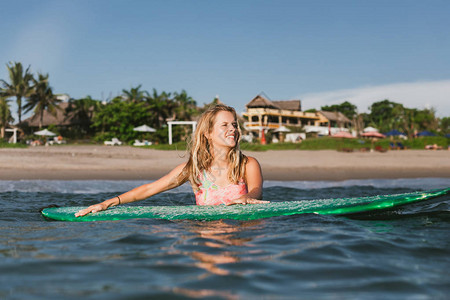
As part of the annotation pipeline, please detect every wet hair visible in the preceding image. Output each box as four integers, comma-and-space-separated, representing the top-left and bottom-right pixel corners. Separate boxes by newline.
176, 104, 248, 189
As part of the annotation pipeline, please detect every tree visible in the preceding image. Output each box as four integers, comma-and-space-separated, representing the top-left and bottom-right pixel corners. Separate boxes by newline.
23, 73, 61, 129
0, 96, 14, 138
321, 101, 357, 120
368, 99, 405, 133
65, 96, 100, 136
173, 90, 198, 120
91, 97, 153, 142
121, 84, 148, 103
439, 117, 450, 134
412, 108, 438, 132
0, 62, 34, 124
147, 89, 173, 127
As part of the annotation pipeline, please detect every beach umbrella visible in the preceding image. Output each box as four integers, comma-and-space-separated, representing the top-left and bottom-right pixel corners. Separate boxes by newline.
274, 126, 291, 133
361, 132, 386, 138
332, 131, 355, 138
34, 129, 56, 136
416, 130, 436, 137
363, 126, 379, 133
384, 129, 405, 136
274, 126, 290, 142
133, 124, 156, 132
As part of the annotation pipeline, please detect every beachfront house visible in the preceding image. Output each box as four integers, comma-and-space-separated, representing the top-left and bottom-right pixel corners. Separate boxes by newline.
242, 94, 352, 139
307, 111, 353, 136
21, 102, 78, 129
20, 95, 93, 135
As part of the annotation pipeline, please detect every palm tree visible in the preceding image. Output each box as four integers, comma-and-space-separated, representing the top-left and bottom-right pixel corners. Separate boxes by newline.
352, 113, 364, 137
173, 90, 197, 120
0, 62, 34, 124
65, 96, 99, 135
121, 85, 148, 103
147, 89, 173, 127
23, 73, 61, 129
0, 96, 14, 138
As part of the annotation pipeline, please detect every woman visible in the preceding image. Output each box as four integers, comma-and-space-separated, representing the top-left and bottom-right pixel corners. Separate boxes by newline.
75, 105, 268, 217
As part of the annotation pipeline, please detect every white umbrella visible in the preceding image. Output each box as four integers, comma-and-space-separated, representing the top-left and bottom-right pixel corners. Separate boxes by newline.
363, 126, 378, 133
133, 124, 156, 132
274, 126, 290, 143
34, 129, 56, 136
274, 126, 291, 133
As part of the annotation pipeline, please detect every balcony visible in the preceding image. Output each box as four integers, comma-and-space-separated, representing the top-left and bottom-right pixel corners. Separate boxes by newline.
244, 122, 293, 130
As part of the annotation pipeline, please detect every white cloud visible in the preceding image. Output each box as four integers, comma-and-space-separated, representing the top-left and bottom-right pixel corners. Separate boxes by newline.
299, 80, 450, 117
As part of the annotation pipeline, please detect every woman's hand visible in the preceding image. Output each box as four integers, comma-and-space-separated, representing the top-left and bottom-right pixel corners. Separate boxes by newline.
226, 197, 270, 206
75, 203, 107, 217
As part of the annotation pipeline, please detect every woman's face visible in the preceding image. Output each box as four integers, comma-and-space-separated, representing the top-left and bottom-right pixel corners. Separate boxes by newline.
208, 111, 238, 149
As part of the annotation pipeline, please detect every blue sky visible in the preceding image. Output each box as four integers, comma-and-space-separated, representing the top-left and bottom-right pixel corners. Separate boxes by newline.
1, 0, 449, 119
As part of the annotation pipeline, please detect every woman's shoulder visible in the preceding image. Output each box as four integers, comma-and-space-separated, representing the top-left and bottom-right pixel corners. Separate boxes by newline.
243, 155, 263, 183
245, 156, 262, 171
246, 156, 260, 165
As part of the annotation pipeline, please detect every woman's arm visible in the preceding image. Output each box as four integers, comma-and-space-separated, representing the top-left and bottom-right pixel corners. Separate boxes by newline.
75, 163, 187, 217
227, 156, 269, 205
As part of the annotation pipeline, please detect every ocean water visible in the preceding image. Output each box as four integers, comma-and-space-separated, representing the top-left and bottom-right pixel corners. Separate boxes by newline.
0, 178, 449, 299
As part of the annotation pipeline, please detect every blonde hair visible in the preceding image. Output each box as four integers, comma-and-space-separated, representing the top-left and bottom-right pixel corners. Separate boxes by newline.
177, 105, 248, 189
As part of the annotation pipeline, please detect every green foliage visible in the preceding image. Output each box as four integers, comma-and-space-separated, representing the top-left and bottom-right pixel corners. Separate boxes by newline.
239, 138, 369, 151
47, 124, 59, 135
173, 89, 199, 120
404, 136, 448, 149
152, 125, 189, 145
0, 140, 27, 148
122, 84, 149, 103
64, 96, 99, 138
298, 137, 369, 150
0, 97, 14, 132
440, 117, 450, 133
239, 136, 448, 152
409, 108, 438, 132
240, 142, 303, 151
1, 61, 445, 146
91, 98, 153, 142
368, 99, 404, 132
23, 73, 61, 128
0, 61, 34, 123
366, 99, 439, 136
321, 101, 357, 119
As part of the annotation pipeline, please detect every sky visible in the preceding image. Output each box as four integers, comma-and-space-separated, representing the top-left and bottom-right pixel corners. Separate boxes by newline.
1, 0, 449, 121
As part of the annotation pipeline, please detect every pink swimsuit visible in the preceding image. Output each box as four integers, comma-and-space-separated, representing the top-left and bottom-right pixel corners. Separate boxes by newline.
195, 171, 248, 205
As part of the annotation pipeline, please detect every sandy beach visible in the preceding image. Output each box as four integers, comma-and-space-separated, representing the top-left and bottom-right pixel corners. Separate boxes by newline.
0, 145, 449, 181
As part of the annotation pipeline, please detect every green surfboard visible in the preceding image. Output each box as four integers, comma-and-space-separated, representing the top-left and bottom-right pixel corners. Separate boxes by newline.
41, 188, 449, 222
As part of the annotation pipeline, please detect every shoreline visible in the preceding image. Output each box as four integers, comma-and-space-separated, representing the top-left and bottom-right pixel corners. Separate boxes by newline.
1, 146, 449, 181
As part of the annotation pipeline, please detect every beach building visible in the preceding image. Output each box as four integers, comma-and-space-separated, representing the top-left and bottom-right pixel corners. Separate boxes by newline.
242, 94, 353, 138
20, 96, 93, 132
21, 102, 75, 129
306, 111, 353, 136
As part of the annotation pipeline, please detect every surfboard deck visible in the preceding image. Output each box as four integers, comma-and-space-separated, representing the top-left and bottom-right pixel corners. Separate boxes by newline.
41, 188, 449, 222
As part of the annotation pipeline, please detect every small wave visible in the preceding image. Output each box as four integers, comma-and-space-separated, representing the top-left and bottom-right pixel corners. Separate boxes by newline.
264, 178, 449, 190
0, 178, 448, 194
0, 180, 194, 194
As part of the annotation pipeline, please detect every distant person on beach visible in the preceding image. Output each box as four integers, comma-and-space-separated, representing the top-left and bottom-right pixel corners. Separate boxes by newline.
76, 105, 268, 217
